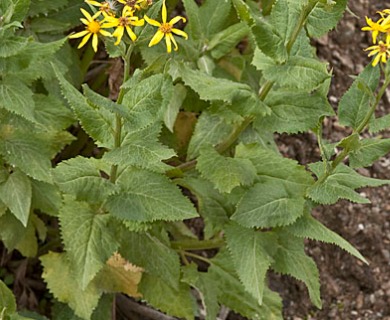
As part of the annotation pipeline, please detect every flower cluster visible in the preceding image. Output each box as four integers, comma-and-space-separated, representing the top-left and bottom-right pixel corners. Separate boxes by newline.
362, 9, 390, 66
69, 0, 188, 53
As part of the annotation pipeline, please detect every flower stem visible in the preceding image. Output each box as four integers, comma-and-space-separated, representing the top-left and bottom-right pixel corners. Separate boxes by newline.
110, 45, 134, 183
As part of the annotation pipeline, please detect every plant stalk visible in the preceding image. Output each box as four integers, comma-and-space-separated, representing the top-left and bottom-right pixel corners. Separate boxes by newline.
110, 45, 134, 183
171, 238, 225, 251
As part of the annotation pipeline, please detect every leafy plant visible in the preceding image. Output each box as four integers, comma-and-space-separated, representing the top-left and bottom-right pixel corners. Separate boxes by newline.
1, 0, 390, 319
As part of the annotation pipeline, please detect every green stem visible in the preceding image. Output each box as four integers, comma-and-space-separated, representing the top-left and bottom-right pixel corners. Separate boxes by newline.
322, 69, 390, 175
355, 77, 390, 134
173, 3, 317, 174
181, 251, 212, 265
286, 1, 317, 54
110, 45, 134, 183
171, 238, 225, 251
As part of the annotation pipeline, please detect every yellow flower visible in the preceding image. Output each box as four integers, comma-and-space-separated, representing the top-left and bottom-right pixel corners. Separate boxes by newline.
364, 39, 390, 66
144, 0, 188, 53
362, 16, 388, 44
69, 8, 112, 52
118, 0, 145, 11
85, 0, 116, 16
103, 6, 144, 45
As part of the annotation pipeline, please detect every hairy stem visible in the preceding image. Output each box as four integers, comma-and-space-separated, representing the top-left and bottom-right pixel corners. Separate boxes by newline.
110, 45, 133, 183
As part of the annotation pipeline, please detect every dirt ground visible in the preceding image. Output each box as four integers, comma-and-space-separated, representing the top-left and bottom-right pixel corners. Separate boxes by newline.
272, 1, 390, 319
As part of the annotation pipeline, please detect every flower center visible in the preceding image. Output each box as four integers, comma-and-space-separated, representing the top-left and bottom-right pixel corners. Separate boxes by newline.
88, 20, 101, 34
159, 23, 172, 34
379, 42, 388, 53
119, 17, 129, 26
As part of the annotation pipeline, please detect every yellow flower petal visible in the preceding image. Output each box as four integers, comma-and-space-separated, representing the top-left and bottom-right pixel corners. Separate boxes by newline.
113, 26, 125, 45
92, 33, 99, 52
372, 54, 381, 66
80, 8, 93, 22
126, 25, 137, 41
149, 30, 165, 47
99, 29, 112, 37
130, 18, 144, 27
80, 18, 89, 25
162, 0, 167, 23
169, 16, 186, 25
69, 30, 89, 39
171, 28, 188, 39
165, 33, 172, 53
169, 33, 178, 51
144, 15, 161, 27
78, 33, 92, 48
85, 0, 102, 5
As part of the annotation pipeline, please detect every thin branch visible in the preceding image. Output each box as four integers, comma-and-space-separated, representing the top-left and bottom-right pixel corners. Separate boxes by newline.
116, 294, 178, 320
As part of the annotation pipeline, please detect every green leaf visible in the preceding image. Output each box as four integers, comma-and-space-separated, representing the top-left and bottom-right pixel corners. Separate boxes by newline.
178, 63, 252, 103
182, 0, 203, 40
370, 113, 390, 133
59, 196, 119, 289
272, 234, 321, 308
121, 74, 167, 132
103, 125, 176, 173
54, 157, 116, 202
140, 274, 194, 320
40, 252, 102, 320
106, 168, 198, 222
178, 177, 230, 239
252, 49, 330, 91
349, 138, 390, 168
307, 0, 348, 38
235, 143, 314, 190
182, 264, 219, 320
0, 170, 31, 226
0, 125, 53, 182
33, 94, 74, 130
120, 229, 181, 290
225, 223, 276, 304
285, 213, 367, 263
31, 180, 61, 217
307, 163, 390, 204
163, 83, 186, 132
187, 110, 235, 159
196, 145, 256, 193
232, 0, 256, 24
208, 22, 249, 59
338, 64, 380, 130
199, 0, 232, 37
208, 250, 283, 319
0, 36, 28, 58
231, 180, 306, 228
255, 89, 334, 133
0, 77, 35, 122
53, 65, 114, 147
251, 19, 287, 63
0, 279, 16, 315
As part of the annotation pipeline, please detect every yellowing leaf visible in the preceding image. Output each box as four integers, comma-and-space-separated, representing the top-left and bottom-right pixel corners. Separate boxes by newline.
96, 252, 143, 298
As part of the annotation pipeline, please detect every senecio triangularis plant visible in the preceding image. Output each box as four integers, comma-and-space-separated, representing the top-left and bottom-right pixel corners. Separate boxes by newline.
1, 0, 390, 319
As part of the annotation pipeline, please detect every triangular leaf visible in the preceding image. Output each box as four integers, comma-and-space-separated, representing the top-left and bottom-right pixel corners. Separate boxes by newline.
106, 168, 198, 222
54, 157, 116, 202
0, 169, 31, 226
59, 196, 119, 289
225, 223, 276, 304
271, 234, 322, 308
285, 213, 367, 263
349, 138, 390, 168
40, 252, 102, 320
307, 163, 389, 204
103, 125, 176, 173
196, 145, 256, 193
231, 180, 306, 228
0, 279, 16, 315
